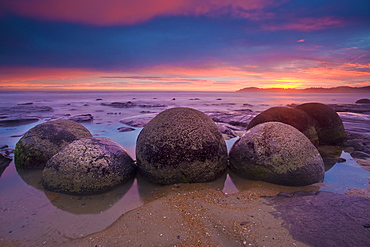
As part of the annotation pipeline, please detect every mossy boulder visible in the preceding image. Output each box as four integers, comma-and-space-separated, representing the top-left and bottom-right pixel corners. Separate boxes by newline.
247, 107, 319, 146
136, 107, 228, 185
42, 137, 136, 195
14, 119, 92, 168
295, 103, 346, 145
229, 122, 325, 186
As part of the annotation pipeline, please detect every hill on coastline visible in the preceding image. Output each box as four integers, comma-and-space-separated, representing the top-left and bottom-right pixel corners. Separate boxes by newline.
237, 86, 370, 93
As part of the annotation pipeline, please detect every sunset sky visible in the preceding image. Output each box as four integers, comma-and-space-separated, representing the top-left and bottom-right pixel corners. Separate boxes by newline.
0, 0, 369, 91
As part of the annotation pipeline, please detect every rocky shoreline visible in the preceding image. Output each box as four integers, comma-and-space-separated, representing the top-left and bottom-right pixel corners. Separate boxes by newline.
1, 99, 370, 246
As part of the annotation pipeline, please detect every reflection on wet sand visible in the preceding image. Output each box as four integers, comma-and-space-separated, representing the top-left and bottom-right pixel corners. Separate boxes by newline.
44, 178, 135, 214
17, 166, 136, 214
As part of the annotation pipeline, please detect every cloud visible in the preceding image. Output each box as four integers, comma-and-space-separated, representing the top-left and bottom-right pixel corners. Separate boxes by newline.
0, 0, 285, 25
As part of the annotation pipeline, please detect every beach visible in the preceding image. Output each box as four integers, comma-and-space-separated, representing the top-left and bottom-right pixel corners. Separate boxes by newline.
1, 91, 370, 246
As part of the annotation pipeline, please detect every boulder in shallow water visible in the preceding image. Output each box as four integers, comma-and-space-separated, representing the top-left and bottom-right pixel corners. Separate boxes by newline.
295, 103, 346, 145
355, 98, 370, 104
247, 106, 319, 146
136, 107, 228, 185
229, 122, 325, 186
14, 119, 92, 168
42, 137, 136, 195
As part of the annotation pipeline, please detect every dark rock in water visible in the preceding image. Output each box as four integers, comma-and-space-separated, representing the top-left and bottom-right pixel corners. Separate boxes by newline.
172, 98, 176, 100
247, 106, 319, 146
328, 103, 370, 113
215, 122, 244, 139
138, 104, 167, 108
229, 122, 325, 186
42, 137, 136, 195
68, 114, 93, 122
0, 152, 12, 168
295, 103, 346, 145
356, 98, 370, 104
101, 101, 137, 108
0, 117, 39, 127
0, 105, 53, 113
264, 191, 370, 246
136, 107, 228, 185
96, 98, 103, 101
117, 126, 136, 132
120, 117, 153, 128
18, 102, 33, 105
14, 119, 92, 168
207, 111, 254, 127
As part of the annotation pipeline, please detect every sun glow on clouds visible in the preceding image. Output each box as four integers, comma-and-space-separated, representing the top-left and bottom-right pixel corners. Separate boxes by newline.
2, 61, 369, 91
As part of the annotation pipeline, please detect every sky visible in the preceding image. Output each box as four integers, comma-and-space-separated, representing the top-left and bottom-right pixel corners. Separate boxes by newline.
0, 0, 369, 91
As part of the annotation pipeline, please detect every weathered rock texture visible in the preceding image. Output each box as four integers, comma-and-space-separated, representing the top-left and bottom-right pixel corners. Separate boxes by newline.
247, 106, 319, 146
14, 119, 92, 168
42, 137, 136, 195
229, 122, 325, 186
295, 102, 346, 145
265, 191, 370, 247
136, 107, 228, 185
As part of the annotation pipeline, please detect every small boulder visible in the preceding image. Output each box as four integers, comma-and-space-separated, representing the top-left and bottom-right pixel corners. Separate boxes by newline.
14, 119, 92, 168
229, 122, 325, 186
247, 106, 319, 146
355, 98, 370, 104
295, 103, 346, 145
136, 107, 228, 185
42, 137, 136, 195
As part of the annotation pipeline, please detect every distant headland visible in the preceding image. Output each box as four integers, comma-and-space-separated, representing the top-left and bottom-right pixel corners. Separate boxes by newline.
237, 86, 370, 93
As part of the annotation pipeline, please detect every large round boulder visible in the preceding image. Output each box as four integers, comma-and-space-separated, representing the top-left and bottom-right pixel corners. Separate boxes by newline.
14, 119, 92, 168
295, 103, 346, 145
229, 122, 325, 186
136, 107, 228, 185
42, 137, 136, 195
247, 107, 319, 146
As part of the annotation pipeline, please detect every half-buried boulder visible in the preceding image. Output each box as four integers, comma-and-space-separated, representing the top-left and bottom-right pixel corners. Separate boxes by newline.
136, 107, 228, 185
247, 107, 319, 146
14, 119, 92, 168
42, 137, 136, 195
295, 103, 346, 145
229, 122, 325, 186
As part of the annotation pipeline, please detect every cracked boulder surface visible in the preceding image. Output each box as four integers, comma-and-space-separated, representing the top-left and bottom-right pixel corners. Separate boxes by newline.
136, 107, 228, 185
14, 119, 92, 168
42, 137, 136, 195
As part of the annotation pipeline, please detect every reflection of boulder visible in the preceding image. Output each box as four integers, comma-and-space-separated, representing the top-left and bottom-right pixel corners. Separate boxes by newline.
42, 137, 137, 195
44, 178, 134, 214
136, 173, 164, 204
229, 122, 325, 186
136, 107, 228, 185
14, 119, 92, 168
228, 170, 320, 194
0, 153, 12, 177
16, 166, 43, 190
317, 146, 344, 171
247, 107, 319, 146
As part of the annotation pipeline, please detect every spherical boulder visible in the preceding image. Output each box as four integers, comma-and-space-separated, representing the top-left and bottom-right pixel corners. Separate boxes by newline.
229, 122, 325, 186
136, 107, 228, 185
14, 119, 92, 168
247, 107, 319, 146
295, 103, 346, 145
42, 137, 136, 195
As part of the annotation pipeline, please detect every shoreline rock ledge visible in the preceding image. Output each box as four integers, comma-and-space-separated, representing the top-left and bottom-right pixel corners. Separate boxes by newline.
136, 107, 228, 185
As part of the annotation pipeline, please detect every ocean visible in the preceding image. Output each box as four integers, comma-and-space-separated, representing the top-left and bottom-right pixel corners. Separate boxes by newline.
1, 90, 369, 242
